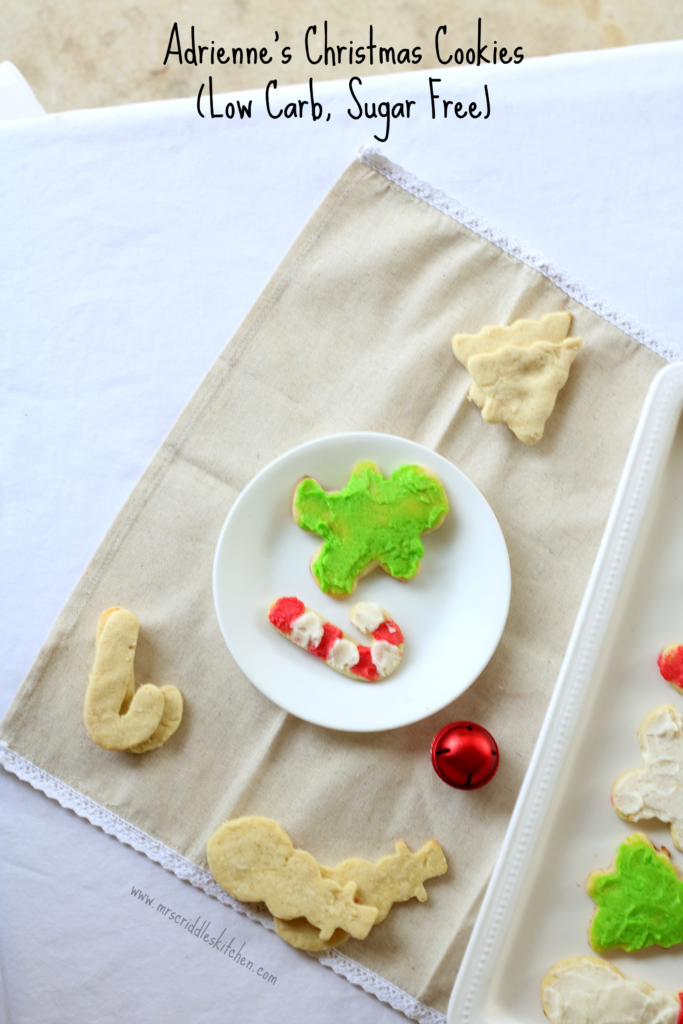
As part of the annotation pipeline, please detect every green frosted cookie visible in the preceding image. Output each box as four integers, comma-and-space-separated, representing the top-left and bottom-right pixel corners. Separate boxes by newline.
293, 461, 449, 598
587, 832, 683, 952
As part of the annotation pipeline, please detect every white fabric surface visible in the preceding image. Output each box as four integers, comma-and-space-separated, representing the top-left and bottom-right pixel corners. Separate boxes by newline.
1, 42, 682, 1022
0, 61, 45, 120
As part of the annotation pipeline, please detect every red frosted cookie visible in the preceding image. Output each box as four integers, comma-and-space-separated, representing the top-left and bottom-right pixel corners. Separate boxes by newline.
268, 598, 403, 682
658, 644, 683, 693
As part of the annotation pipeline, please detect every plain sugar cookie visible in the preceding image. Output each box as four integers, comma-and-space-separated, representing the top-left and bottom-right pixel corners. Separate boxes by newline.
84, 607, 183, 753
273, 838, 447, 950
452, 311, 582, 445
206, 817, 378, 942
206, 817, 447, 951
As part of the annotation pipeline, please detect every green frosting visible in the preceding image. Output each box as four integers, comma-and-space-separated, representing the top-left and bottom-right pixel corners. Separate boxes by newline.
293, 461, 449, 597
588, 832, 683, 952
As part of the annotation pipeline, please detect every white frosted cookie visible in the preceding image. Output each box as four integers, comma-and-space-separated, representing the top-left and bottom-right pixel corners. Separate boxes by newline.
612, 704, 683, 850
452, 311, 582, 445
541, 956, 680, 1024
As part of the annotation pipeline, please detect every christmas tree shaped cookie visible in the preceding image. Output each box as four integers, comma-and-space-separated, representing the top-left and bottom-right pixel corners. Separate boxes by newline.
293, 461, 449, 598
452, 311, 582, 445
587, 832, 683, 952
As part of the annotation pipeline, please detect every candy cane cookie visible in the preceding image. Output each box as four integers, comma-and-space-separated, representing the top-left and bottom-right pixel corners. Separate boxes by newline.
268, 597, 403, 682
84, 607, 183, 752
541, 957, 683, 1024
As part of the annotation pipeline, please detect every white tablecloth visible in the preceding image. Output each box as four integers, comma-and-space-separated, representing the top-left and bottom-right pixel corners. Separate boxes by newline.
1, 42, 682, 1023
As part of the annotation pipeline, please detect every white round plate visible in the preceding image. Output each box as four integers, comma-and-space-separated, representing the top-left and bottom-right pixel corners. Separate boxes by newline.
213, 433, 510, 732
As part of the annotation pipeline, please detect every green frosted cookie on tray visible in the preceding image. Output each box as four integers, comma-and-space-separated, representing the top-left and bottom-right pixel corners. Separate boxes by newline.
292, 461, 449, 598
587, 832, 683, 952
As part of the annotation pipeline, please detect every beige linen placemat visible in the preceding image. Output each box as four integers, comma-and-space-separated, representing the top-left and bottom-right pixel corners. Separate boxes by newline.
0, 150, 671, 1022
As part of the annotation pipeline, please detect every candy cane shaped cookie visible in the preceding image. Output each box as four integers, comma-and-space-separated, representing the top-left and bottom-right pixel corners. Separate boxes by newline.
268, 597, 403, 682
84, 607, 183, 752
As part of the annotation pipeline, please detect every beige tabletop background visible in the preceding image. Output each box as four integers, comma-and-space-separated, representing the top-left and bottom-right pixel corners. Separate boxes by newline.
2, 0, 682, 113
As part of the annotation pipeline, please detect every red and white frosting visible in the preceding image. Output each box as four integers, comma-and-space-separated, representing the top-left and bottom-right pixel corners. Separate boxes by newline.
268, 597, 404, 682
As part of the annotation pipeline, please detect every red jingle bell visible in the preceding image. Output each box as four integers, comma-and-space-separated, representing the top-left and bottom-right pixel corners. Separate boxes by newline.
431, 721, 499, 790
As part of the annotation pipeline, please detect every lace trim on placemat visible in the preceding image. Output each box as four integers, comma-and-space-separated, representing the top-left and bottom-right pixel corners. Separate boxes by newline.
318, 947, 447, 1024
0, 742, 445, 1024
359, 146, 678, 366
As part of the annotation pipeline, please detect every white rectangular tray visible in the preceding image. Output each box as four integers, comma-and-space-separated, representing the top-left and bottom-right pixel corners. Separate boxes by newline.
449, 363, 683, 1023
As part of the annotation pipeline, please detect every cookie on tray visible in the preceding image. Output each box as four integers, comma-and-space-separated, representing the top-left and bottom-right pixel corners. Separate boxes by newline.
612, 704, 683, 851
541, 956, 682, 1024
587, 832, 683, 952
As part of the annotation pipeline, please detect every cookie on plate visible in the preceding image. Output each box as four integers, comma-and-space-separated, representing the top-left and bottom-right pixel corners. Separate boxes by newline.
293, 461, 448, 598
268, 597, 404, 681
658, 644, 683, 693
